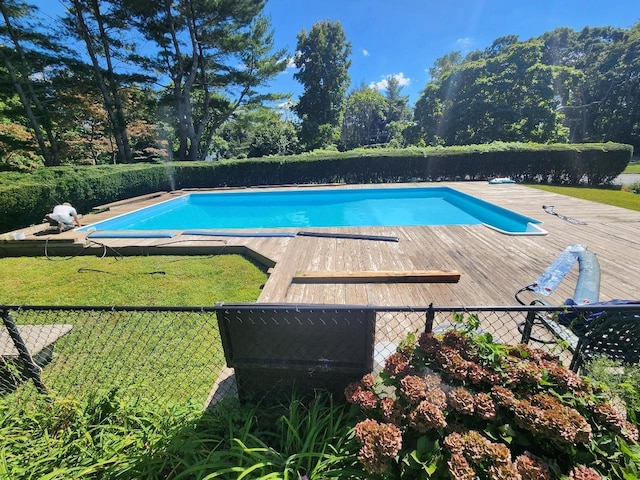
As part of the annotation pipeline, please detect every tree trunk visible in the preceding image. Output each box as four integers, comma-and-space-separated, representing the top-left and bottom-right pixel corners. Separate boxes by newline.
70, 0, 132, 163
0, 3, 60, 166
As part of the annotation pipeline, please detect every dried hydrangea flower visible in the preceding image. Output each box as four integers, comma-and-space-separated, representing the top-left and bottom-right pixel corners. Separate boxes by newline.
424, 386, 448, 409
448, 387, 475, 415
441, 329, 468, 350
344, 382, 377, 410
353, 419, 402, 475
436, 347, 473, 381
444, 430, 518, 479
400, 375, 428, 404
491, 385, 517, 408
509, 393, 592, 445
465, 362, 501, 386
360, 373, 376, 388
539, 359, 585, 391
380, 397, 401, 424
515, 451, 551, 480
504, 359, 543, 386
473, 392, 497, 421
568, 465, 603, 480
384, 352, 411, 378
417, 331, 441, 355
592, 401, 639, 443
507, 343, 557, 363
408, 400, 447, 432
447, 452, 476, 480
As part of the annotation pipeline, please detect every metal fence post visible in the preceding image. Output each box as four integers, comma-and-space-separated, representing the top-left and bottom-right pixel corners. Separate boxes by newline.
424, 303, 434, 333
1, 308, 48, 395
520, 309, 536, 344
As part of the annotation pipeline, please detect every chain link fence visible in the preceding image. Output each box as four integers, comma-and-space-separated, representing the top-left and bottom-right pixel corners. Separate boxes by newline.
2, 303, 639, 407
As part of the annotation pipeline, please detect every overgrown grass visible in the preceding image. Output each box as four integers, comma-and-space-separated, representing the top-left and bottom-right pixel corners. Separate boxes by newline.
0, 254, 266, 305
0, 390, 362, 479
528, 184, 640, 212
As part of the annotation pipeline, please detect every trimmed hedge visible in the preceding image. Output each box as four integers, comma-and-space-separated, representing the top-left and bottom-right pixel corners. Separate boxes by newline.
0, 142, 631, 233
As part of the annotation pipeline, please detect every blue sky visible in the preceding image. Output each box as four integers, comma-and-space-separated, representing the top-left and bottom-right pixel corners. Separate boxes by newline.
263, 0, 640, 105
40, 1, 638, 106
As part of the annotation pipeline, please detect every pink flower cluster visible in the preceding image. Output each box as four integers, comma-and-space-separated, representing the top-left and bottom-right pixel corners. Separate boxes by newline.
514, 451, 552, 480
344, 374, 377, 410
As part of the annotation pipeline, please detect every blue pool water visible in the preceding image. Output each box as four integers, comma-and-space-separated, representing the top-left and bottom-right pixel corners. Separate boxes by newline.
79, 186, 546, 235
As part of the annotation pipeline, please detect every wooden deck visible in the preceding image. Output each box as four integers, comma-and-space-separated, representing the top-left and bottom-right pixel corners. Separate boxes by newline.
2, 182, 639, 308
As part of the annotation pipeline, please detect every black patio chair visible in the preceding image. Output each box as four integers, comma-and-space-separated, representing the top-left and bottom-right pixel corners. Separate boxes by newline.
568, 309, 640, 372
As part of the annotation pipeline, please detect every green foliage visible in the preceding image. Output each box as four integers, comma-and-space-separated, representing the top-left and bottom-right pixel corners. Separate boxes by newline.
626, 180, 640, 194
0, 390, 206, 479
294, 20, 352, 150
412, 40, 569, 146
346, 323, 640, 479
0, 390, 361, 479
530, 184, 640, 212
410, 23, 640, 150
121, 0, 288, 161
0, 143, 631, 233
0, 255, 266, 306
583, 357, 640, 422
541, 24, 640, 151
340, 84, 388, 150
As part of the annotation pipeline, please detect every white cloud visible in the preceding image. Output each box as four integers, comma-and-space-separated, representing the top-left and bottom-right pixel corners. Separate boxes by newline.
369, 72, 411, 91
455, 37, 474, 51
362, 48, 370, 57
277, 56, 297, 75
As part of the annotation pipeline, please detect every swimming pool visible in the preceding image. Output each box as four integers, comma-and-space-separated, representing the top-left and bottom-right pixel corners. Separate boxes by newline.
79, 186, 546, 235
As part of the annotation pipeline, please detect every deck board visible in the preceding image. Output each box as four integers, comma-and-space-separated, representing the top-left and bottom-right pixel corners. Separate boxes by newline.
2, 182, 639, 308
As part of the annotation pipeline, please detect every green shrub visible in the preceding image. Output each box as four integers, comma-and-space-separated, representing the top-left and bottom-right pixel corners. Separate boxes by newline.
583, 356, 640, 423
0, 390, 361, 479
627, 180, 640, 194
345, 316, 640, 479
0, 142, 632, 233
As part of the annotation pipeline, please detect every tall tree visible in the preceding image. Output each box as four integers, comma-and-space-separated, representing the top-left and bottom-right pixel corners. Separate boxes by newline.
294, 20, 351, 150
547, 25, 640, 149
382, 76, 411, 146
411, 40, 567, 146
63, 0, 135, 164
0, 0, 67, 166
340, 84, 387, 150
123, 0, 287, 161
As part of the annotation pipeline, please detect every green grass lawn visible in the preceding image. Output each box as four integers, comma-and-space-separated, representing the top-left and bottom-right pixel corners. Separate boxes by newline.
624, 163, 640, 174
0, 254, 266, 305
528, 184, 640, 211
1, 254, 267, 403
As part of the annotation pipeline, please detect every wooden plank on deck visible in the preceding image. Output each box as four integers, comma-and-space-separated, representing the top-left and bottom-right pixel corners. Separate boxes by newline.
292, 270, 460, 283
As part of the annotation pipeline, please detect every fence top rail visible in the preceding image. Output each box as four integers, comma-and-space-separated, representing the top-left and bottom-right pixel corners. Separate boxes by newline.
2, 302, 639, 314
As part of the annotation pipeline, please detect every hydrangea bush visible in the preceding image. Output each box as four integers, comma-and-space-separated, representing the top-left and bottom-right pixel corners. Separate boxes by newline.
345, 317, 640, 479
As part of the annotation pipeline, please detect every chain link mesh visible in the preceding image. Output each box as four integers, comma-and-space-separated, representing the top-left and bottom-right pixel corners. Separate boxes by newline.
2, 304, 639, 406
